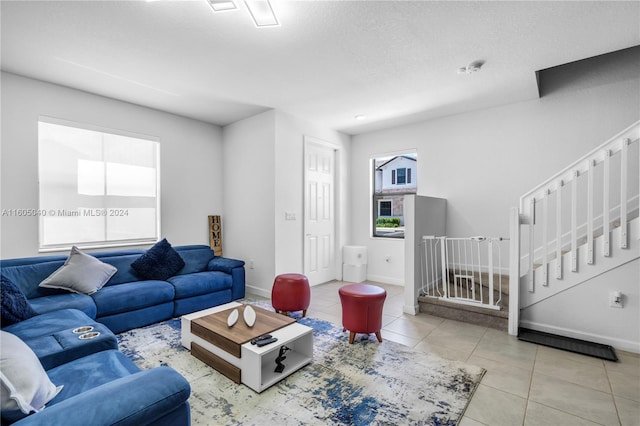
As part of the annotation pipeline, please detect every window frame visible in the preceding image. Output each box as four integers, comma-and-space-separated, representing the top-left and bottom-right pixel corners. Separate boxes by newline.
37, 116, 161, 252
378, 200, 392, 217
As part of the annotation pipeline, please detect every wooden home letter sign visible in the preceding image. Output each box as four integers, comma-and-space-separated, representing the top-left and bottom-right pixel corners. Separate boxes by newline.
208, 215, 223, 256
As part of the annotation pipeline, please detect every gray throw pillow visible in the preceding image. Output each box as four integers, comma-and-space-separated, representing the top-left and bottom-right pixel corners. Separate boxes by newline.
0, 331, 62, 420
39, 246, 117, 295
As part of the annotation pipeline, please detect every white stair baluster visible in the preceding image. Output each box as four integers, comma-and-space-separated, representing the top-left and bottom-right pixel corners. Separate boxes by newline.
571, 171, 579, 272
603, 150, 611, 257
555, 181, 563, 279
542, 190, 549, 286
528, 198, 535, 291
620, 138, 629, 249
587, 159, 594, 265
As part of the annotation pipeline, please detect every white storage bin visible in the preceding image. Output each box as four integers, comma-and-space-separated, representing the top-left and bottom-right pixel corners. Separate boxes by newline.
343, 264, 367, 283
342, 246, 367, 265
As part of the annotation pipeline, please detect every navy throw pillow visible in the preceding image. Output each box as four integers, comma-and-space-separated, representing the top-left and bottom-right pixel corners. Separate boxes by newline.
131, 239, 185, 281
1, 275, 38, 327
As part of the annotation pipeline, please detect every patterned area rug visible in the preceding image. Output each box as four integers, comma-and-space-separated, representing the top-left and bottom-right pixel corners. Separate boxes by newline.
117, 311, 485, 425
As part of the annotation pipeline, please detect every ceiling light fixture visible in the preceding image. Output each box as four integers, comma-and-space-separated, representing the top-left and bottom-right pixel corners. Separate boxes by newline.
355, 114, 367, 120
457, 60, 485, 75
207, 0, 237, 12
244, 0, 279, 27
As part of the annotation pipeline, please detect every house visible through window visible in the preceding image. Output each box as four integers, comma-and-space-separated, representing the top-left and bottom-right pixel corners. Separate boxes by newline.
38, 117, 160, 251
372, 152, 417, 238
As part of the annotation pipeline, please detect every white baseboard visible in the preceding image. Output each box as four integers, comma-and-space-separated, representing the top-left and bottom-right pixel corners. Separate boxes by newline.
245, 284, 270, 299
519, 320, 640, 354
366, 274, 404, 286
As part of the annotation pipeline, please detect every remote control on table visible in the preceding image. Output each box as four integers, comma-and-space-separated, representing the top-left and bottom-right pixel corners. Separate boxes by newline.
250, 334, 272, 345
255, 337, 278, 347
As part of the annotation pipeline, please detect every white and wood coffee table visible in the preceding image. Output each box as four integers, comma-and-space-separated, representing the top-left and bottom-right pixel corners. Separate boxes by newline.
181, 302, 313, 393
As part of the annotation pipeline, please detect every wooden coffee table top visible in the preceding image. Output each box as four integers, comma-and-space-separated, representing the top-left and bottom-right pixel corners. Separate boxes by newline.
192, 304, 295, 346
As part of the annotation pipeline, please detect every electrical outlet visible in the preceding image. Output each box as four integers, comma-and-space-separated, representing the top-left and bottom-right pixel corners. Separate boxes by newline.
609, 291, 623, 308
249, 259, 255, 269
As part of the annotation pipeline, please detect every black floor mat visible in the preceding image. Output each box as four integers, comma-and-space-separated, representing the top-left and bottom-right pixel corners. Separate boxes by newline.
518, 328, 618, 361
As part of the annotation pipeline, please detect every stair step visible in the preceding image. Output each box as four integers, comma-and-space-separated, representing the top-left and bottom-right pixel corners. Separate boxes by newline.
447, 270, 510, 295
418, 295, 508, 331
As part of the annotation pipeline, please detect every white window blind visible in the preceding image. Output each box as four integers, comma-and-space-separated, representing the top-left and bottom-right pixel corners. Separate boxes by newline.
38, 117, 160, 251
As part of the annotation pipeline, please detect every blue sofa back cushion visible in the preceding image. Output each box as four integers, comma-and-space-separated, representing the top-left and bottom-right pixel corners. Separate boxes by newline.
174, 245, 215, 275
1, 263, 65, 299
131, 239, 185, 281
1, 275, 38, 327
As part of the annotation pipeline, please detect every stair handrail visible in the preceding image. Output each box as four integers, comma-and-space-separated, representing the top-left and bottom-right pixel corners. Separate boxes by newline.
519, 120, 640, 215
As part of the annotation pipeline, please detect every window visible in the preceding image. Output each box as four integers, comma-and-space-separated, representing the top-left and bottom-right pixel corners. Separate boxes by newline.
378, 200, 392, 217
371, 152, 417, 238
38, 117, 160, 251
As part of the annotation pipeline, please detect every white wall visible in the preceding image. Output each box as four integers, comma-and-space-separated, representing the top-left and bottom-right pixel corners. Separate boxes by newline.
223, 109, 351, 297
520, 259, 640, 353
222, 110, 276, 295
351, 53, 640, 286
0, 72, 223, 258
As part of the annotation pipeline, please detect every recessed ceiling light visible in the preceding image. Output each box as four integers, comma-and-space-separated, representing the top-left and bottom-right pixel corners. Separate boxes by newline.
355, 114, 367, 120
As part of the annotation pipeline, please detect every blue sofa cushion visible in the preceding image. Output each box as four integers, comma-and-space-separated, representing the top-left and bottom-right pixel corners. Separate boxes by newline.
1, 275, 38, 326
0, 263, 64, 300
168, 271, 231, 299
46, 350, 139, 405
28, 294, 97, 319
95, 254, 144, 286
174, 245, 215, 274
131, 239, 185, 281
39, 247, 117, 295
91, 281, 174, 316
0, 331, 62, 423
20, 359, 190, 426
22, 322, 117, 371
3, 310, 97, 341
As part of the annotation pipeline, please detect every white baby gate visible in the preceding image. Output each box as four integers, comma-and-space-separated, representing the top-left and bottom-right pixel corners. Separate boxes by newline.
420, 236, 509, 310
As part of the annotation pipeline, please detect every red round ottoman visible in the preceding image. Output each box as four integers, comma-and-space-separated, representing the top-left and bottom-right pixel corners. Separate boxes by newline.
271, 273, 311, 317
339, 283, 387, 344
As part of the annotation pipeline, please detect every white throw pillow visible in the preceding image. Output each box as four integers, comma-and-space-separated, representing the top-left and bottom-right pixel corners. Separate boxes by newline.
40, 246, 117, 295
0, 331, 62, 418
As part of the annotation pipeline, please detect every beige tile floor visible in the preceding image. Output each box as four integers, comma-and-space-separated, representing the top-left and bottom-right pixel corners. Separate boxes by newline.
253, 280, 640, 426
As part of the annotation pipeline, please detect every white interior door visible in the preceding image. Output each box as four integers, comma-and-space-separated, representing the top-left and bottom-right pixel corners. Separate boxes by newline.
304, 141, 336, 285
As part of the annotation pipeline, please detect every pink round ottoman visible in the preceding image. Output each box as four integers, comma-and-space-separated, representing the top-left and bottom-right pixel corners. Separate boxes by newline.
339, 283, 387, 344
271, 273, 311, 317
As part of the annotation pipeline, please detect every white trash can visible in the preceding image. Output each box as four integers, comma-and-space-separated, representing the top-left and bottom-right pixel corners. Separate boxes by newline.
342, 245, 367, 283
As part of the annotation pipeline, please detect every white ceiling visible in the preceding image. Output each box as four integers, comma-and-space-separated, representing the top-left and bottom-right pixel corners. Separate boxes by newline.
2, 1, 639, 135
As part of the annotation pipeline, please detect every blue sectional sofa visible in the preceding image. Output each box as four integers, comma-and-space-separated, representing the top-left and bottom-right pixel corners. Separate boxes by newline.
0, 244, 245, 333
2, 310, 191, 426
0, 243, 246, 425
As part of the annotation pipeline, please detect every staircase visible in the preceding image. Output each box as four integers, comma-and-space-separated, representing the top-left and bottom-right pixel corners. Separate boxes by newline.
508, 120, 640, 351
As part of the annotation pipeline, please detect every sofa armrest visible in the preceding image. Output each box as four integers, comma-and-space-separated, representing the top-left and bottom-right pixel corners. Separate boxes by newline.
207, 257, 245, 300
207, 256, 245, 274
14, 367, 190, 426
